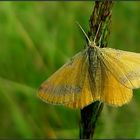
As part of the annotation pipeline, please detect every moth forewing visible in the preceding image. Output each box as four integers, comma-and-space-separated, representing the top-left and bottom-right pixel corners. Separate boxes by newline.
38, 50, 90, 105
99, 48, 140, 89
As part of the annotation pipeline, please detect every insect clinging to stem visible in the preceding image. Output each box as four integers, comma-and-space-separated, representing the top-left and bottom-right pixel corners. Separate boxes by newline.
38, 22, 140, 109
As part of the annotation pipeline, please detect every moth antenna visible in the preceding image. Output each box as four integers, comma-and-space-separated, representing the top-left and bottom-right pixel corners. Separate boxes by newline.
99, 32, 103, 47
93, 23, 101, 44
76, 21, 91, 45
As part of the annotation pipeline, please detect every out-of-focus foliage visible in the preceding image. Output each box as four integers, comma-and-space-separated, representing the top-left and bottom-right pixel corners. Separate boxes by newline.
0, 2, 140, 139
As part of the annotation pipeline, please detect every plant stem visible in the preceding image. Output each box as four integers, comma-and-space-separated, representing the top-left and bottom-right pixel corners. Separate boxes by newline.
80, 1, 113, 139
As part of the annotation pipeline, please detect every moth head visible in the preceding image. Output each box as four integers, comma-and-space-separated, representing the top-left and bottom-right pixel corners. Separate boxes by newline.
76, 21, 101, 48
88, 41, 96, 48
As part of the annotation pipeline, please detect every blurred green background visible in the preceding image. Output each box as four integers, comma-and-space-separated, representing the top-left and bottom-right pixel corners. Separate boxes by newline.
0, 1, 140, 139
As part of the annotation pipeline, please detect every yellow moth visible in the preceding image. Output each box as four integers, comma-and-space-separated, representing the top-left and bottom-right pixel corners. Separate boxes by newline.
38, 24, 140, 109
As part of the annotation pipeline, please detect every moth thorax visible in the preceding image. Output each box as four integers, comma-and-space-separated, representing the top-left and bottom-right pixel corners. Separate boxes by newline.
88, 47, 98, 69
